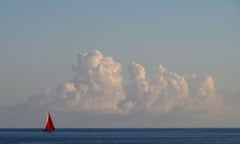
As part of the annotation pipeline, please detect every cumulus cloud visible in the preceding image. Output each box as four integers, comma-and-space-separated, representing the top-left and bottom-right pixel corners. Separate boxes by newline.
124, 63, 229, 115
24, 50, 230, 116
50, 50, 127, 114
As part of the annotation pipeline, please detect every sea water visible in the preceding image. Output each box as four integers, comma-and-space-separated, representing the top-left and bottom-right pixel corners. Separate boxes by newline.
0, 128, 240, 144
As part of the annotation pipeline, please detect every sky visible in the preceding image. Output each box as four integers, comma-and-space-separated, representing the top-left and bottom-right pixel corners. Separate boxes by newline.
0, 0, 240, 128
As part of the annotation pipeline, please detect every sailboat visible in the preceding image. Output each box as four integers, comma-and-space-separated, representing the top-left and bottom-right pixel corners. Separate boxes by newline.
44, 112, 55, 132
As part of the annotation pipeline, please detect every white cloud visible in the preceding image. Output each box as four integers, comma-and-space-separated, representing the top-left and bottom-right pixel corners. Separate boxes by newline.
51, 50, 127, 114
23, 50, 230, 117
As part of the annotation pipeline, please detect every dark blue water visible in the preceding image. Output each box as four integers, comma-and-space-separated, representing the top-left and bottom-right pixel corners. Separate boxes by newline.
0, 128, 240, 144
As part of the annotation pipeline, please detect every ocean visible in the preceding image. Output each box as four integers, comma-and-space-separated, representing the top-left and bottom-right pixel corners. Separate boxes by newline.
0, 128, 240, 144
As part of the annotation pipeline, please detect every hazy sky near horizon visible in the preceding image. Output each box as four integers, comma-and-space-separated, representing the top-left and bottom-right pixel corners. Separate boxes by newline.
0, 0, 240, 127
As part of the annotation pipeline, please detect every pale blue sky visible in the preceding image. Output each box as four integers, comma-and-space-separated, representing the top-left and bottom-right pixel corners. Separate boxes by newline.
0, 0, 239, 105
0, 0, 240, 128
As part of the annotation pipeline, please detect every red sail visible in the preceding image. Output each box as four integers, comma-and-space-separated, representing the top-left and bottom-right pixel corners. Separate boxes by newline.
45, 113, 55, 131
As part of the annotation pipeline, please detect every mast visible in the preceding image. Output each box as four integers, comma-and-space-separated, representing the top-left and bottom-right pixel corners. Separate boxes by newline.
45, 112, 55, 131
